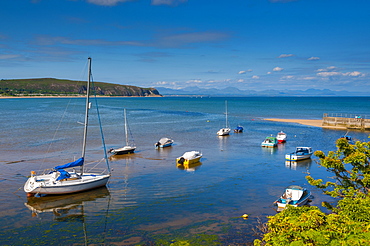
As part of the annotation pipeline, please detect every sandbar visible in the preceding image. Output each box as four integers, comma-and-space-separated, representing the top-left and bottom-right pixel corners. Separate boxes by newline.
264, 118, 347, 130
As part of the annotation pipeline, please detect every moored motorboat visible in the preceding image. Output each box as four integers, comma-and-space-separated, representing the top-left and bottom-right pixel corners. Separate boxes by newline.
261, 136, 278, 148
155, 137, 174, 148
176, 151, 202, 165
285, 147, 313, 161
275, 185, 311, 209
276, 131, 287, 143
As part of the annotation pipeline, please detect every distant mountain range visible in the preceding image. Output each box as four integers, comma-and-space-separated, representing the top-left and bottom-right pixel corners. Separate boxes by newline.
156, 86, 368, 97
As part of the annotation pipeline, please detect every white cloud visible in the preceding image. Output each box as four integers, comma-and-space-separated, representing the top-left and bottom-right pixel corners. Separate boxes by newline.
327, 66, 337, 70
316, 66, 338, 72
238, 70, 252, 74
317, 72, 342, 77
343, 71, 364, 77
307, 56, 320, 61
151, 0, 187, 6
237, 79, 244, 82
186, 79, 202, 84
317, 71, 365, 77
281, 75, 294, 79
273, 67, 284, 72
302, 76, 316, 80
252, 75, 260, 79
154, 81, 176, 86
278, 54, 294, 58
87, 0, 133, 6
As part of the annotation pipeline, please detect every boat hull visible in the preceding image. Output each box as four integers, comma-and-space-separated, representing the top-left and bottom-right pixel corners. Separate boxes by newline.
276, 191, 311, 208
158, 143, 173, 148
276, 185, 311, 209
261, 143, 277, 148
276, 132, 287, 143
176, 156, 202, 165
217, 128, 231, 136
24, 173, 110, 195
285, 153, 312, 161
110, 146, 136, 155
261, 136, 278, 148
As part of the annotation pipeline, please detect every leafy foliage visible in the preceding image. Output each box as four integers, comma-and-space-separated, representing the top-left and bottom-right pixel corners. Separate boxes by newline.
306, 137, 370, 200
254, 202, 370, 245
254, 137, 370, 245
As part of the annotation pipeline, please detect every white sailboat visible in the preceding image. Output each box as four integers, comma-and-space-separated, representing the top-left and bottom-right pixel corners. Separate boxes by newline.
108, 108, 136, 155
217, 100, 231, 136
24, 57, 111, 197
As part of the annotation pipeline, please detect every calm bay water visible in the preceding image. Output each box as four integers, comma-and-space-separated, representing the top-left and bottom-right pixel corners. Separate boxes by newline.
0, 96, 369, 245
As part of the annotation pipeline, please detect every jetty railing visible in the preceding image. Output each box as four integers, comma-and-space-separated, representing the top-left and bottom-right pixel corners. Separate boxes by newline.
323, 113, 370, 130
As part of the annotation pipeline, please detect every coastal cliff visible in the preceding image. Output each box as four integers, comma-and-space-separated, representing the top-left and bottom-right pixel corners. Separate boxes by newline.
0, 78, 161, 97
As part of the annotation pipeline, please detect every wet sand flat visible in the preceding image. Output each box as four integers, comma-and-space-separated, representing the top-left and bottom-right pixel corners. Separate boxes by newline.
264, 118, 347, 130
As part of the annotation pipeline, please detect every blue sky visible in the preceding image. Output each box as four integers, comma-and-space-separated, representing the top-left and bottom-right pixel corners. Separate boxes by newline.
1, 0, 370, 92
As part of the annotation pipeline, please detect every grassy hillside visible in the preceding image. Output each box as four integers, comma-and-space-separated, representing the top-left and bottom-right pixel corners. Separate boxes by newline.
0, 78, 161, 97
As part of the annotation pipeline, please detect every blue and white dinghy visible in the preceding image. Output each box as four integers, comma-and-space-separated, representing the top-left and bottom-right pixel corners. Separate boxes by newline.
24, 58, 110, 197
275, 185, 311, 209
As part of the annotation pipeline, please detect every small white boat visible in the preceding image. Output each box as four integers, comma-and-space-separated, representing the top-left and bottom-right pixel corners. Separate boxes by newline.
285, 147, 313, 161
276, 131, 287, 143
176, 151, 202, 165
217, 100, 231, 136
24, 58, 110, 197
155, 137, 174, 148
276, 185, 311, 208
261, 136, 278, 148
217, 127, 231, 136
109, 108, 136, 155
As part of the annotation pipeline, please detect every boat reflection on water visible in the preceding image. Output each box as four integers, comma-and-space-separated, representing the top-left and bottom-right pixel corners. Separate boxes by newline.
261, 146, 278, 155
109, 152, 135, 162
285, 159, 312, 171
177, 161, 202, 172
24, 186, 110, 220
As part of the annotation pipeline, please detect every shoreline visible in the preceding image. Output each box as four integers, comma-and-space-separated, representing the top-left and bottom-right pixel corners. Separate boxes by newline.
0, 95, 162, 99
264, 118, 347, 130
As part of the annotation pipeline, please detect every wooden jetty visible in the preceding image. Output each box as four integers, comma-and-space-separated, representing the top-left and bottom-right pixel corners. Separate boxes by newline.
322, 113, 370, 131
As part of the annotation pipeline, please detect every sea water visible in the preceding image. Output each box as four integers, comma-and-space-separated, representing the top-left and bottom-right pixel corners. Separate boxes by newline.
0, 96, 369, 245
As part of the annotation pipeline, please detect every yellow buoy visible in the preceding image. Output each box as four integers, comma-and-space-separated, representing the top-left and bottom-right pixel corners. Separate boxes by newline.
242, 214, 249, 218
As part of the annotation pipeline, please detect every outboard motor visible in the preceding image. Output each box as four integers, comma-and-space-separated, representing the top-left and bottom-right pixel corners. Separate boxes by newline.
178, 157, 185, 165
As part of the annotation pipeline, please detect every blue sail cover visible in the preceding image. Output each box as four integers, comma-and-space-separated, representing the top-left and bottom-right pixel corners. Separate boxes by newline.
56, 169, 71, 181
54, 157, 84, 170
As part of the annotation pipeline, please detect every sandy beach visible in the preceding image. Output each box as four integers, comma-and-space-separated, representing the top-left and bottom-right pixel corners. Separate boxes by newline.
264, 118, 347, 130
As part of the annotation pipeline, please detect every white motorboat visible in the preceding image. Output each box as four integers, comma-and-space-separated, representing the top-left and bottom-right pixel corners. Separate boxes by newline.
276, 131, 287, 143
176, 151, 202, 165
155, 137, 174, 148
275, 185, 311, 209
285, 147, 313, 161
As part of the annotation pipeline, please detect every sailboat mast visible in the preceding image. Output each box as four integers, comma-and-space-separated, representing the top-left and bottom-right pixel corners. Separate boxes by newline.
81, 57, 91, 166
225, 100, 228, 128
124, 108, 129, 145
